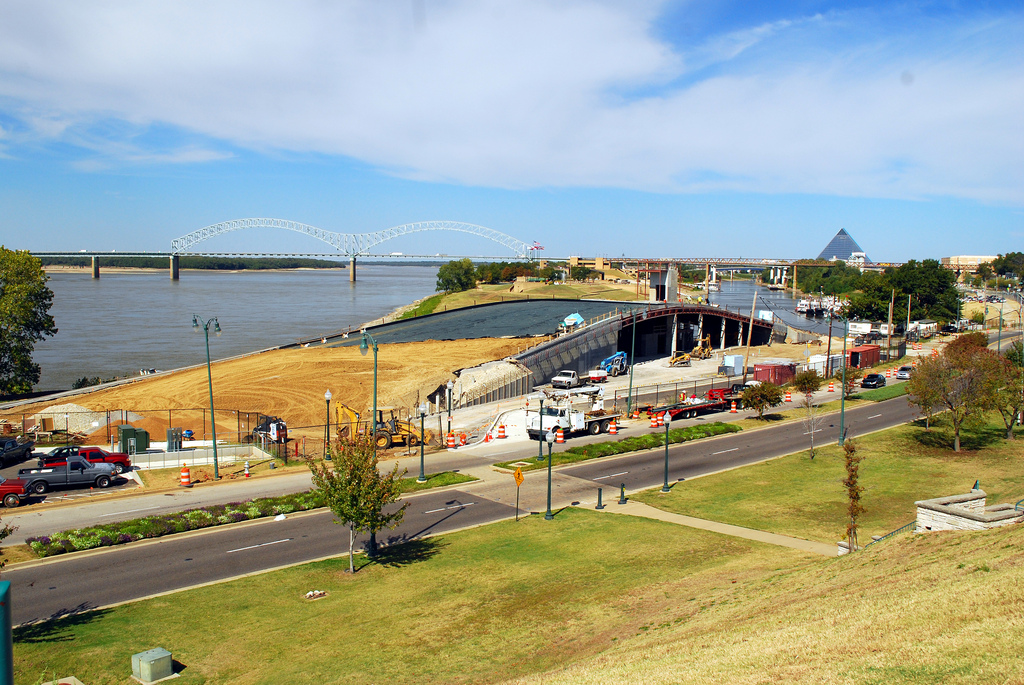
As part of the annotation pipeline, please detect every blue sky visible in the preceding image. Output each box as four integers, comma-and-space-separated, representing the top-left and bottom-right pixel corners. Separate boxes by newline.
0, 0, 1021, 262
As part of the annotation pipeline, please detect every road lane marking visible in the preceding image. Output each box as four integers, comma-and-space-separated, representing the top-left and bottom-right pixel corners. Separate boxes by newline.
803, 429, 824, 435
594, 471, 628, 480
424, 502, 475, 514
712, 448, 738, 455
868, 414, 882, 419
99, 506, 161, 517
226, 538, 291, 554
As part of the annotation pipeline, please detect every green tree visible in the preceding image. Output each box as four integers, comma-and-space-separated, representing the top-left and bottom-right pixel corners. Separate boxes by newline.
436, 258, 476, 294
906, 360, 943, 430
842, 439, 864, 552
742, 382, 784, 420
0, 247, 57, 394
845, 259, 958, 323
993, 341, 1023, 440
834, 367, 863, 398
306, 437, 407, 572
0, 514, 13, 575
791, 369, 824, 395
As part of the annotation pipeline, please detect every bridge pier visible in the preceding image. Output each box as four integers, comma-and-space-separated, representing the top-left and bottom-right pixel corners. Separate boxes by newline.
170, 255, 179, 281
349, 256, 356, 282
91, 256, 99, 279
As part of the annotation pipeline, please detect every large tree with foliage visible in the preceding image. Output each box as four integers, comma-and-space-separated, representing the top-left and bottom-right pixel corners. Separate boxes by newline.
991, 252, 1024, 279
742, 382, 784, 420
306, 437, 407, 572
994, 341, 1023, 440
907, 333, 1001, 451
0, 247, 57, 394
845, 259, 958, 323
436, 258, 477, 294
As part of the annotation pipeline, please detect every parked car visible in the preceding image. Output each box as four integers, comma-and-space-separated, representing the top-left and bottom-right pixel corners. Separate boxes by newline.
0, 477, 29, 508
896, 366, 913, 380
0, 438, 35, 468
39, 445, 132, 474
861, 374, 887, 389
18, 458, 119, 494
940, 324, 958, 334
550, 370, 581, 389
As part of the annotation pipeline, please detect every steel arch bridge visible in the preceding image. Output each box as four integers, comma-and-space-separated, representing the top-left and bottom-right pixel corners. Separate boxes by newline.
170, 218, 532, 257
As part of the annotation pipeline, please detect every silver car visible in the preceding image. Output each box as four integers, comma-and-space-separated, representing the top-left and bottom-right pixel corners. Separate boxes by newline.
896, 366, 913, 380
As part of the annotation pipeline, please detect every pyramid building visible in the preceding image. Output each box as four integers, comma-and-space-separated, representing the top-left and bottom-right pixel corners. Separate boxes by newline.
817, 229, 869, 263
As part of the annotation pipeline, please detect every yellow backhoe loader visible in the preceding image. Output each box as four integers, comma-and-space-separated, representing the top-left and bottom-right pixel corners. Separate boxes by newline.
690, 335, 714, 360
336, 403, 433, 450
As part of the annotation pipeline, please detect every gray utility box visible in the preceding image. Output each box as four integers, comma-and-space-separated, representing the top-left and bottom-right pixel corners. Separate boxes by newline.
166, 427, 183, 452
132, 647, 173, 683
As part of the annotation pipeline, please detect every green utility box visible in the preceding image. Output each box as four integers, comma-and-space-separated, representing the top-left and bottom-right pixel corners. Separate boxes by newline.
132, 647, 173, 683
118, 426, 150, 454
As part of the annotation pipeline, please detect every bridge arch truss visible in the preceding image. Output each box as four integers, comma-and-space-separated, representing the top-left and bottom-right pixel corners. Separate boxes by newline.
170, 218, 532, 257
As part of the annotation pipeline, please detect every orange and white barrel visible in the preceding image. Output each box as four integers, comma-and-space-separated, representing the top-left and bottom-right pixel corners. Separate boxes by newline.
180, 464, 192, 488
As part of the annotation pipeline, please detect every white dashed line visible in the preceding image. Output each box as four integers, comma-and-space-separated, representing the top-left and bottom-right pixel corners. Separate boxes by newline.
712, 448, 738, 455
594, 471, 628, 481
226, 538, 291, 554
868, 414, 882, 419
424, 502, 475, 514
99, 506, 161, 517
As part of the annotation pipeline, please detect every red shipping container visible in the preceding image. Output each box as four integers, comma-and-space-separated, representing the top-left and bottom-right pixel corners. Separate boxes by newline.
846, 344, 881, 369
753, 363, 797, 385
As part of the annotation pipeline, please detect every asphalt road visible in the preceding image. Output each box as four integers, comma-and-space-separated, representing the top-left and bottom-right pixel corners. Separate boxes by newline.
6, 395, 918, 626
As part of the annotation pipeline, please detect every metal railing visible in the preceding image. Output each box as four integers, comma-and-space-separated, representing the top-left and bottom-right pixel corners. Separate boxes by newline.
863, 520, 917, 548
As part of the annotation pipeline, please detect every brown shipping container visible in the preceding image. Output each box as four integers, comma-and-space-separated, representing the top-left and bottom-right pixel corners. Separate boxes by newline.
753, 363, 797, 385
847, 344, 881, 369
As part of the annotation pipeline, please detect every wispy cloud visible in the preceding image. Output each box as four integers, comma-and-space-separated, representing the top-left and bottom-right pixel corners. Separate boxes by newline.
0, 1, 1020, 203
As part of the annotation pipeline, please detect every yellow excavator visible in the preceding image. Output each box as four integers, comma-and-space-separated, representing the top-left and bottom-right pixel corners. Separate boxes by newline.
336, 403, 433, 450
669, 352, 692, 367
690, 335, 714, 360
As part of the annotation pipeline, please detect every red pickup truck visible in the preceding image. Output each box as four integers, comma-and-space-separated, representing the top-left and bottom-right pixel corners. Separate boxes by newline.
39, 446, 132, 474
0, 477, 29, 508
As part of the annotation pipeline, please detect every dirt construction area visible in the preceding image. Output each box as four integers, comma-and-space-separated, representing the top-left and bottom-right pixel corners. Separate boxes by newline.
5, 338, 526, 441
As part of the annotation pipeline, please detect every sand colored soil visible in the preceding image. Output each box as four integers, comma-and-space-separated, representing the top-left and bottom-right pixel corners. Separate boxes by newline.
9, 339, 525, 434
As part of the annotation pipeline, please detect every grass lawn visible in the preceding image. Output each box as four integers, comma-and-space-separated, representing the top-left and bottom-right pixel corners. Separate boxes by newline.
14, 508, 804, 685
137, 457, 310, 489
397, 470, 476, 492
730, 397, 869, 431
635, 415, 1024, 544
850, 383, 908, 402
399, 293, 444, 319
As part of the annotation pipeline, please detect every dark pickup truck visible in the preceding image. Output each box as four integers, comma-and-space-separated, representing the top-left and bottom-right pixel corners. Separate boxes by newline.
18, 458, 118, 495
0, 438, 35, 468
39, 446, 132, 474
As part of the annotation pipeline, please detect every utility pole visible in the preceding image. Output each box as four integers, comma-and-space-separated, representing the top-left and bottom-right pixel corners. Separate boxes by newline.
741, 292, 758, 385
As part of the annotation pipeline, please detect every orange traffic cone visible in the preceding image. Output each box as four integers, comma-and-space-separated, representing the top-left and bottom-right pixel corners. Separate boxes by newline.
827, 381, 835, 392
447, 433, 456, 448
497, 424, 506, 439
729, 401, 737, 414
784, 390, 792, 402
657, 412, 665, 427
556, 428, 564, 444
609, 420, 617, 435
180, 464, 192, 488
649, 414, 658, 428
459, 433, 467, 446
484, 431, 493, 443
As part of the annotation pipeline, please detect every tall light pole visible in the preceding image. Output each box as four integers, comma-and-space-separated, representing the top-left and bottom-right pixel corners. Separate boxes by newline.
192, 314, 222, 480
626, 308, 646, 414
446, 379, 454, 436
360, 331, 378, 447
324, 389, 332, 460
536, 395, 545, 462
838, 317, 848, 447
418, 403, 428, 483
544, 429, 555, 520
662, 412, 672, 493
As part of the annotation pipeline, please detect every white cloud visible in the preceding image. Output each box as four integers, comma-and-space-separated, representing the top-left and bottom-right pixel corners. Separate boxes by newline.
0, 1, 1021, 203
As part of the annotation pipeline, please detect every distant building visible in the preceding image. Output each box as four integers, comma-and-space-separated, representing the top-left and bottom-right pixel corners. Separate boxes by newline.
941, 256, 997, 271
817, 229, 870, 263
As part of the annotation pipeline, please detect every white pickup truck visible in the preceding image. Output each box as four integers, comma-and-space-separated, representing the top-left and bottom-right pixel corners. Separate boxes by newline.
550, 370, 581, 389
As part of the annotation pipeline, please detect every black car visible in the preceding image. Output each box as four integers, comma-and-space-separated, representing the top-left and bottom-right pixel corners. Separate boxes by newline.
861, 374, 886, 389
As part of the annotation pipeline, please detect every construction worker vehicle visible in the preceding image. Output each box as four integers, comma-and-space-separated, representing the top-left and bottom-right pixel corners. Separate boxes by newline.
336, 403, 433, 450
526, 387, 622, 440
669, 352, 691, 367
250, 415, 288, 444
690, 335, 714, 360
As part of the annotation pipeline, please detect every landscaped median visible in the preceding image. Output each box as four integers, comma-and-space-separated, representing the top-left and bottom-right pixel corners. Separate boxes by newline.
495, 422, 741, 472
22, 471, 476, 559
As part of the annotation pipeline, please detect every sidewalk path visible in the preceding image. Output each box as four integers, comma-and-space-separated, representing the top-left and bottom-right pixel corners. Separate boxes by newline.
597, 500, 836, 557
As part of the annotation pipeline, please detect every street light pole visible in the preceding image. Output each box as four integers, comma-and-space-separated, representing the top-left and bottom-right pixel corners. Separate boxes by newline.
192, 315, 222, 480
545, 430, 555, 520
324, 389, 332, 460
537, 396, 545, 461
418, 403, 428, 483
446, 379, 454, 436
662, 412, 671, 492
360, 331, 378, 447
839, 317, 848, 447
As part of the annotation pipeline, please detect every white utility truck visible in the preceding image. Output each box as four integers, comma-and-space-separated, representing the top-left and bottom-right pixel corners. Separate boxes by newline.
526, 387, 622, 440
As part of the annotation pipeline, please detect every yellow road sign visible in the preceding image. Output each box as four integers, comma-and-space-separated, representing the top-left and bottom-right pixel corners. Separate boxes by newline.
513, 468, 524, 488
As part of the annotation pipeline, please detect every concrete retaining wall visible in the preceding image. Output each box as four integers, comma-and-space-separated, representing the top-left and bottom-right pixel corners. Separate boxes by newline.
915, 490, 1024, 532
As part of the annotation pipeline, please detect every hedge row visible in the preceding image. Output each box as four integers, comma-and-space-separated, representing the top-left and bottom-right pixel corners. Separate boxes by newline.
561, 422, 741, 460
26, 491, 325, 558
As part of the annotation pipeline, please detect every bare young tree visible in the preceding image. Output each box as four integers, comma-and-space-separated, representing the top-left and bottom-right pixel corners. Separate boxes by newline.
801, 393, 828, 459
842, 438, 864, 552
